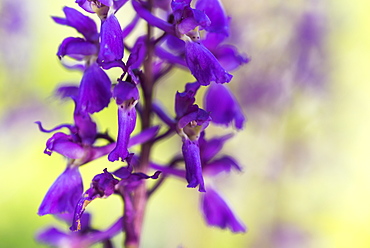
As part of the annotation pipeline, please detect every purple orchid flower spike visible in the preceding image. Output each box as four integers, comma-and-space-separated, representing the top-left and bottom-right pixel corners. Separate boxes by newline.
201, 187, 247, 233
38, 166, 83, 216
204, 82, 246, 130
108, 80, 139, 162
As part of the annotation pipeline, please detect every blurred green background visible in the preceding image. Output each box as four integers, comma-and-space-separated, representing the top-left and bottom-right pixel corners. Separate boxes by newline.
1, 0, 370, 247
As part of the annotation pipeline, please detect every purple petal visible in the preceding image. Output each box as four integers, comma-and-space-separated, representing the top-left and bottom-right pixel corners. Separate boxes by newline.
155, 46, 187, 67
112, 80, 139, 105
57, 37, 98, 60
182, 138, 205, 192
55, 85, 79, 102
98, 13, 124, 63
44, 132, 85, 159
165, 35, 186, 54
202, 32, 226, 50
122, 14, 140, 39
128, 126, 160, 147
171, 0, 191, 13
36, 227, 69, 246
150, 162, 186, 178
52, 6, 98, 42
126, 36, 146, 69
71, 169, 119, 231
154, 0, 171, 11
132, 0, 176, 36
108, 81, 139, 161
108, 107, 137, 162
199, 132, 233, 162
73, 112, 97, 145
76, 0, 95, 13
100, 0, 113, 7
38, 167, 83, 215
213, 44, 250, 71
177, 108, 210, 130
117, 169, 161, 192
70, 197, 90, 231
201, 187, 247, 232
185, 41, 232, 85
203, 155, 242, 176
87, 168, 119, 198
78, 63, 112, 114
204, 83, 245, 129
175, 82, 200, 118
152, 102, 176, 127
88, 217, 124, 244
195, 0, 229, 36
113, 0, 129, 11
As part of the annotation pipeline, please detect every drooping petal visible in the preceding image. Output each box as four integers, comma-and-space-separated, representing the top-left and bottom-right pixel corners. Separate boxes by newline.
38, 167, 83, 215
78, 63, 112, 114
185, 41, 232, 85
98, 13, 124, 63
204, 83, 245, 129
182, 138, 205, 192
52, 6, 98, 42
201, 187, 247, 232
44, 132, 85, 159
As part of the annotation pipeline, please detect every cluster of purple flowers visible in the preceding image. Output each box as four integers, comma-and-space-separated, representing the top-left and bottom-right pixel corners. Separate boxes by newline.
36, 0, 249, 246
